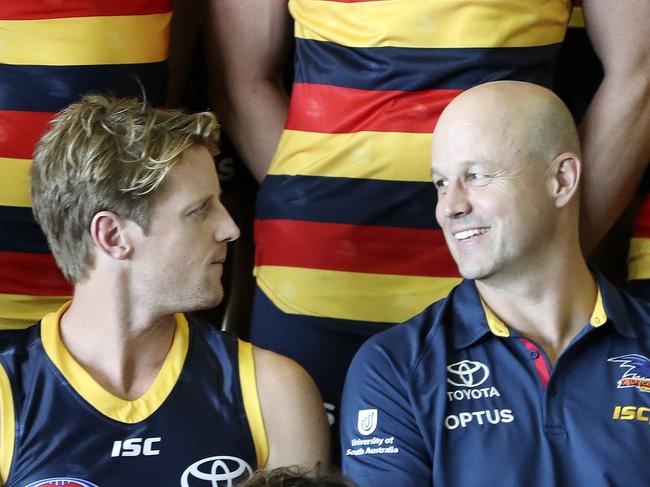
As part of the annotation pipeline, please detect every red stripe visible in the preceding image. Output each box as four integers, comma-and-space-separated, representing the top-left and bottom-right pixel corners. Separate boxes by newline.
0, 110, 54, 160
285, 84, 461, 134
0, 1, 172, 20
518, 338, 550, 388
255, 219, 460, 277
0, 251, 72, 296
633, 195, 650, 238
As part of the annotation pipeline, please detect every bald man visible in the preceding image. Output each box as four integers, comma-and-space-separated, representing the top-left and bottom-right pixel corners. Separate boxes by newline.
340, 81, 650, 486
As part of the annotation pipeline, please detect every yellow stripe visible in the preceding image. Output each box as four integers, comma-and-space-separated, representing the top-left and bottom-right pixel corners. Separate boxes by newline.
589, 286, 607, 327
41, 303, 189, 423
480, 299, 510, 337
0, 158, 31, 208
0, 293, 68, 330
270, 130, 432, 182
568, 6, 585, 28
238, 340, 269, 468
291, 0, 569, 48
256, 265, 460, 323
628, 237, 650, 281
0, 363, 15, 482
0, 13, 171, 66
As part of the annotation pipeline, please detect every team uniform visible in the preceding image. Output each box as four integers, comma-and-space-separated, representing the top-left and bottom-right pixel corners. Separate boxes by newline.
629, 176, 650, 298
0, 1, 171, 328
0, 304, 267, 486
341, 276, 650, 486
251, 0, 572, 423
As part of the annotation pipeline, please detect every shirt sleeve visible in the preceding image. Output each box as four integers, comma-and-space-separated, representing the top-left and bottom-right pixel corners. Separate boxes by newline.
340, 338, 431, 486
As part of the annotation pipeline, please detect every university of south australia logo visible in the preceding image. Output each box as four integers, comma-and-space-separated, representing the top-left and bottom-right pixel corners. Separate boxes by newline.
609, 354, 650, 392
447, 360, 490, 388
357, 409, 378, 436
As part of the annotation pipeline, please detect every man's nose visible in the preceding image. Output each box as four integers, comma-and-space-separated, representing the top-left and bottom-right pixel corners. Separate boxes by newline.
215, 205, 241, 243
441, 181, 471, 219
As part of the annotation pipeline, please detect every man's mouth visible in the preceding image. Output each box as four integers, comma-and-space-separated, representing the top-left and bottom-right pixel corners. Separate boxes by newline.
453, 228, 489, 241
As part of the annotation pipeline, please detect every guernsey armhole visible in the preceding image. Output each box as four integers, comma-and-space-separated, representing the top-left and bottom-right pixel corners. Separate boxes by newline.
0, 363, 15, 482
238, 340, 269, 468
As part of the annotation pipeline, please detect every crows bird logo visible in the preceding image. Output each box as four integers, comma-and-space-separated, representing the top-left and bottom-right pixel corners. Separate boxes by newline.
608, 354, 650, 392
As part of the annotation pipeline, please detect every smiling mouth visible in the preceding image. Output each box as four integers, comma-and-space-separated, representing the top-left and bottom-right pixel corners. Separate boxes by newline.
453, 228, 489, 241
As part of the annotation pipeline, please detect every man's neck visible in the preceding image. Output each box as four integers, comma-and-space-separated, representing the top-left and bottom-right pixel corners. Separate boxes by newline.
59, 278, 177, 400
476, 258, 597, 366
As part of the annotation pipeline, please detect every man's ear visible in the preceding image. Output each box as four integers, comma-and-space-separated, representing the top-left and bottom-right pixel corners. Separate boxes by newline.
90, 211, 133, 260
549, 152, 581, 208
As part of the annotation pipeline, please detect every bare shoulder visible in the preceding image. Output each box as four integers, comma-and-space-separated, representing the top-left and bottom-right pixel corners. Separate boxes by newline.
253, 347, 330, 470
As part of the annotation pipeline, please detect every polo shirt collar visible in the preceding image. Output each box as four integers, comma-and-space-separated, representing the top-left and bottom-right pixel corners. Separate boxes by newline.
449, 273, 635, 350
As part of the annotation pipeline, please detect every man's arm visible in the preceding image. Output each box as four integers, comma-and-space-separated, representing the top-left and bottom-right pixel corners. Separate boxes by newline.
204, 0, 292, 181
579, 0, 650, 251
340, 342, 430, 486
254, 347, 330, 469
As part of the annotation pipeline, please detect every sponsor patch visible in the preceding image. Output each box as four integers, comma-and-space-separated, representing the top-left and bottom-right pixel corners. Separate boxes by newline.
608, 354, 650, 392
447, 360, 490, 388
180, 456, 252, 486
357, 409, 378, 436
24, 479, 98, 487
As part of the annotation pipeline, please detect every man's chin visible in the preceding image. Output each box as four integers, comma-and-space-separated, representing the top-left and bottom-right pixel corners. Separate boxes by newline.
180, 290, 224, 314
457, 263, 491, 281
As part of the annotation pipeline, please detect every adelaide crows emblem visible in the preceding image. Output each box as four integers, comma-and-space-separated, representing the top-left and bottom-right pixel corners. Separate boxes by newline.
608, 354, 650, 392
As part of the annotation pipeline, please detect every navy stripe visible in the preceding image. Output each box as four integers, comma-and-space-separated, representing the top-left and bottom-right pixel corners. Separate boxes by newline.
294, 39, 561, 92
0, 62, 167, 112
256, 174, 440, 229
0, 206, 50, 253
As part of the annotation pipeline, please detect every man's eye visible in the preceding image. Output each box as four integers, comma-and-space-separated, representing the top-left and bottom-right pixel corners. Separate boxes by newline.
190, 203, 211, 217
467, 172, 487, 183
434, 179, 448, 192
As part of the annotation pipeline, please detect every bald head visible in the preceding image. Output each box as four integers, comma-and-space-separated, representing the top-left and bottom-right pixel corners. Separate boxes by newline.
431, 81, 584, 282
434, 81, 580, 165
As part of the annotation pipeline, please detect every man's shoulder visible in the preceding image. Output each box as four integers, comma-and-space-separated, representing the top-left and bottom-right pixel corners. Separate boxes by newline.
351, 291, 458, 379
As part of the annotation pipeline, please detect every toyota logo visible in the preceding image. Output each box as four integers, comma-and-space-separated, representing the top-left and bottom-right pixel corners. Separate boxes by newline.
181, 456, 253, 487
446, 360, 490, 387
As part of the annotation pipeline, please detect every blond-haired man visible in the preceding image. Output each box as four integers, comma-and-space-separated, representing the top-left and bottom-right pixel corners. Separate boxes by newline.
0, 95, 329, 486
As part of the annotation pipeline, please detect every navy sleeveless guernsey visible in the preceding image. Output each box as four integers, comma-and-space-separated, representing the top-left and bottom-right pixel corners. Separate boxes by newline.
0, 303, 267, 486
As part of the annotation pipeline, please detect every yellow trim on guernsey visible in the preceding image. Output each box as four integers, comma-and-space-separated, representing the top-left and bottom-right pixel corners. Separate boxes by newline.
238, 340, 269, 468
568, 7, 585, 28
590, 287, 607, 327
0, 294, 69, 330
0, 13, 171, 66
628, 237, 650, 281
0, 363, 15, 483
481, 299, 510, 337
269, 130, 433, 182
291, 0, 569, 48
481, 285, 607, 337
41, 302, 189, 423
0, 158, 31, 208
256, 265, 461, 323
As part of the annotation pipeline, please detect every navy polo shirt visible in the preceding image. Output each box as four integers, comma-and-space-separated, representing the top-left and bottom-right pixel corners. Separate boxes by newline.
340, 276, 650, 486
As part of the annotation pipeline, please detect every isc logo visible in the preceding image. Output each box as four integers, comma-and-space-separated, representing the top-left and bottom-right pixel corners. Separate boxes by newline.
111, 437, 161, 457
612, 405, 650, 423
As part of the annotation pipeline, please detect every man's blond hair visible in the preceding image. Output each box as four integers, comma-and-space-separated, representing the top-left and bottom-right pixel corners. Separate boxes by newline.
31, 94, 220, 285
